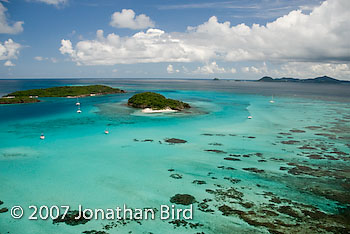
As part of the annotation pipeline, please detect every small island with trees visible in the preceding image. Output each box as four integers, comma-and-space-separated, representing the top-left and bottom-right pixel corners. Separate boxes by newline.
0, 85, 125, 104
127, 92, 190, 113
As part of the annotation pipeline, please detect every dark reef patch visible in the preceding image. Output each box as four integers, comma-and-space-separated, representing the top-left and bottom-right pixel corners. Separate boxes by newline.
218, 166, 236, 171
218, 205, 235, 216
141, 139, 153, 142
170, 174, 183, 179
0, 208, 8, 213
206, 187, 243, 201
165, 138, 187, 144
315, 133, 337, 139
290, 129, 306, 133
102, 217, 143, 231
170, 194, 196, 205
224, 177, 241, 184
279, 167, 289, 171
305, 126, 322, 130
168, 220, 203, 229
83, 231, 108, 234
224, 157, 241, 161
277, 206, 301, 219
307, 154, 325, 160
192, 180, 206, 185
278, 132, 292, 136
198, 199, 214, 213
243, 168, 265, 174
205, 149, 227, 154
281, 140, 300, 145
208, 142, 223, 146
240, 202, 254, 209
299, 145, 317, 150
53, 210, 90, 226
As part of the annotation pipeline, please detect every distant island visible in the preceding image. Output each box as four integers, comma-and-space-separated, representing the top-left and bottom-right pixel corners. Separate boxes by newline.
213, 78, 220, 81
128, 92, 190, 113
0, 85, 125, 104
258, 76, 349, 84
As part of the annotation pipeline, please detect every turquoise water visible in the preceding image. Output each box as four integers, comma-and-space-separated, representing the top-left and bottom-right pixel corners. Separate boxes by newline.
0, 79, 349, 233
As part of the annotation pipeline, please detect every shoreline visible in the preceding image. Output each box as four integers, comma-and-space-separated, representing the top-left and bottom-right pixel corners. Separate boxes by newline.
141, 108, 178, 113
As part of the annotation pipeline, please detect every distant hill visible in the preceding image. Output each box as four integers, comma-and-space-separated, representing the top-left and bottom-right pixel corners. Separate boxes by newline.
258, 76, 349, 84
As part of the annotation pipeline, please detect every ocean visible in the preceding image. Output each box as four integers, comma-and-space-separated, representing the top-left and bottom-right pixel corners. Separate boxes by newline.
0, 79, 349, 233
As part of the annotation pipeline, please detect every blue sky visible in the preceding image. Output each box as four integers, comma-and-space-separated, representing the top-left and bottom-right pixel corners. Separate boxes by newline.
0, 0, 349, 79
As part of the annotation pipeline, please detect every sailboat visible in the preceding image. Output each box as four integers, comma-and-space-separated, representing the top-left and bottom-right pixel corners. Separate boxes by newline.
40, 133, 45, 140
104, 129, 109, 134
77, 106, 82, 113
269, 95, 275, 103
248, 116, 253, 119
75, 98, 80, 106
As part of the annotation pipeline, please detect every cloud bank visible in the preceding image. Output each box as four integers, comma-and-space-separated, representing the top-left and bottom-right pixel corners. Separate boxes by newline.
60, 0, 350, 77
0, 3, 24, 34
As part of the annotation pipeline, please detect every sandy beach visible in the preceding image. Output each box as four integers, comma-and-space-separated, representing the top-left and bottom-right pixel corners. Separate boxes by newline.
141, 108, 178, 113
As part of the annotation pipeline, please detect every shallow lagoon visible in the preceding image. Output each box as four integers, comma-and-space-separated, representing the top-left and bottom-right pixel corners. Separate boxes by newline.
0, 79, 349, 233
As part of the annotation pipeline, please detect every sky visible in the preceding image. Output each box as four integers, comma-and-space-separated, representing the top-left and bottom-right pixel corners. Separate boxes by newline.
0, 0, 349, 79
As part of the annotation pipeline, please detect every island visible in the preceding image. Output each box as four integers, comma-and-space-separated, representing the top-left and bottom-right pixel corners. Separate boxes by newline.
258, 76, 349, 84
0, 85, 126, 104
127, 92, 190, 113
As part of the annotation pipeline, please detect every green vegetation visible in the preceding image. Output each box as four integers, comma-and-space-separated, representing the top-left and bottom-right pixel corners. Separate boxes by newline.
7, 85, 125, 97
0, 97, 40, 104
127, 92, 190, 110
0, 85, 125, 104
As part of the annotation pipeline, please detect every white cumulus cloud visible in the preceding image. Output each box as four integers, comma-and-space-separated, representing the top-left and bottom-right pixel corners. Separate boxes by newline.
167, 64, 174, 73
110, 9, 155, 30
4, 60, 14, 66
0, 39, 21, 63
0, 3, 24, 34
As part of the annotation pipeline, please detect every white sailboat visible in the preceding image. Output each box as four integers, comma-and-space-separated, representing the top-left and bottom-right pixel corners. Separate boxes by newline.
248, 116, 253, 119
40, 133, 45, 140
104, 129, 109, 134
75, 98, 80, 106
77, 106, 82, 113
269, 95, 275, 103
